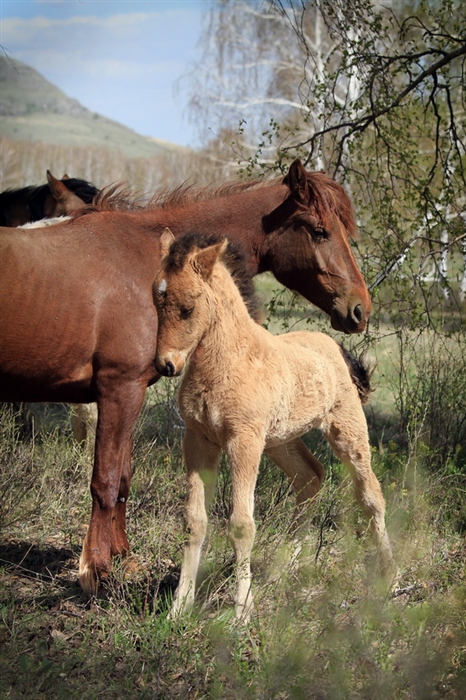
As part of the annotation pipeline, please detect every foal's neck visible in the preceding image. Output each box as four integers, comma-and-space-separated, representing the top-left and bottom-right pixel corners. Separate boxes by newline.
191, 265, 260, 368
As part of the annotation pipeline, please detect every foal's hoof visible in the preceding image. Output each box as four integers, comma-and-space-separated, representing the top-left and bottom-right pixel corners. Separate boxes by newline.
379, 558, 401, 593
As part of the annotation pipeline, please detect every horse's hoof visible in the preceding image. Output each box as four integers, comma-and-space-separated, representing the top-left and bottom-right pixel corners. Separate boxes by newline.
79, 558, 108, 595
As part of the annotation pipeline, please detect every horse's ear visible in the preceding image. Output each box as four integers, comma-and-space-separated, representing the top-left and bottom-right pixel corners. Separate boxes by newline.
47, 170, 68, 200
194, 239, 228, 280
285, 159, 309, 202
160, 227, 175, 260
62, 173, 70, 180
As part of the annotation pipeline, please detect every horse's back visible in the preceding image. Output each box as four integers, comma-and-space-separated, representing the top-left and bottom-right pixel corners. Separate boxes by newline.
0, 219, 160, 403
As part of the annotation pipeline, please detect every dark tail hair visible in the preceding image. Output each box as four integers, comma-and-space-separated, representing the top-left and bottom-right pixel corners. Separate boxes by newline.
339, 345, 374, 405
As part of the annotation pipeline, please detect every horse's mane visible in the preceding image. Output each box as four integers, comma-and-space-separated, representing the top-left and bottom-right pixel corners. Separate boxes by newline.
0, 178, 99, 226
304, 171, 357, 237
0, 185, 50, 225
164, 232, 262, 323
60, 178, 99, 203
76, 171, 357, 237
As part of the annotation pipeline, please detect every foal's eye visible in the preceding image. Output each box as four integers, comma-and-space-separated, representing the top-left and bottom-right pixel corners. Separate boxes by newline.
180, 306, 194, 320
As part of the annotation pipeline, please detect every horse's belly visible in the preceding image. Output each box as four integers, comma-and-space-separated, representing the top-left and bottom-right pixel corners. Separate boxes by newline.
0, 365, 95, 403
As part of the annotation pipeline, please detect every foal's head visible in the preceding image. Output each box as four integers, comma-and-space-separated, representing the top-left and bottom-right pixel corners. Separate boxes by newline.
154, 228, 259, 377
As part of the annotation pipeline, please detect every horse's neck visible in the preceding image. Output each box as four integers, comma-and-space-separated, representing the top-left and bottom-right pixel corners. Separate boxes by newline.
152, 184, 288, 275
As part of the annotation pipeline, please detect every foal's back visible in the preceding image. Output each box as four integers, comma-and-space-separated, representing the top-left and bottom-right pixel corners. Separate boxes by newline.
263, 330, 362, 447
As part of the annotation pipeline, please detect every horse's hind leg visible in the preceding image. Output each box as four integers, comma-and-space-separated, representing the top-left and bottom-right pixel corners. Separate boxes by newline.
324, 401, 396, 579
171, 428, 221, 618
79, 381, 146, 595
266, 438, 325, 531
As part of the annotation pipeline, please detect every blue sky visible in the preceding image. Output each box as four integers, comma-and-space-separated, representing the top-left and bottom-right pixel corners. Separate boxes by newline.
0, 1, 210, 146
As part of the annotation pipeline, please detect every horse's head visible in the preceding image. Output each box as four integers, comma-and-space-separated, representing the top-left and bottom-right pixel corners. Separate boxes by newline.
154, 228, 225, 377
44, 171, 95, 218
261, 159, 371, 334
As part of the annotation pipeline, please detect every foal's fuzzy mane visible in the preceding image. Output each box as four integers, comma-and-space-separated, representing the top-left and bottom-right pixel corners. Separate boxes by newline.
164, 232, 263, 322
76, 171, 356, 237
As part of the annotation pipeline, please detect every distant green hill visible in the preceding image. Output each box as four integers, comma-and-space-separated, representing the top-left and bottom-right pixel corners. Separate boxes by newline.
0, 55, 186, 159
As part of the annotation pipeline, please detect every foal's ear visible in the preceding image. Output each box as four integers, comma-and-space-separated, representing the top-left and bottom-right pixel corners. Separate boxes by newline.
160, 227, 175, 260
194, 239, 228, 280
285, 159, 309, 203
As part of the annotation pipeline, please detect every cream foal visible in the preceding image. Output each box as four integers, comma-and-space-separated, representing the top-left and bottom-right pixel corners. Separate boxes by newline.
154, 229, 396, 622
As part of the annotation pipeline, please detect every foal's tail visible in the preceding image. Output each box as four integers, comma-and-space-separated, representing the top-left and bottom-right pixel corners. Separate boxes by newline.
339, 346, 374, 405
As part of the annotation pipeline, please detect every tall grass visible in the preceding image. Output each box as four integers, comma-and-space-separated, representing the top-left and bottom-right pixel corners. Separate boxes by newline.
1, 361, 465, 699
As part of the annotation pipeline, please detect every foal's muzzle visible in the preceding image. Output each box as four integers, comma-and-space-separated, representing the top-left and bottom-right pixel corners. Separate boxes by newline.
161, 361, 176, 377
155, 355, 183, 377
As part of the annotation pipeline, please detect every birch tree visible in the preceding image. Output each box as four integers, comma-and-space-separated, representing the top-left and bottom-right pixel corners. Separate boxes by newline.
188, 0, 466, 320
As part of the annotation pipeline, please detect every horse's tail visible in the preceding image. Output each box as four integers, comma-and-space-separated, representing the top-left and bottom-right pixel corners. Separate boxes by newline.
339, 345, 374, 405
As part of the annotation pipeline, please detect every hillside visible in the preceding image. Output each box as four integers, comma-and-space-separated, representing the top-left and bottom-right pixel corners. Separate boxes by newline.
0, 56, 185, 159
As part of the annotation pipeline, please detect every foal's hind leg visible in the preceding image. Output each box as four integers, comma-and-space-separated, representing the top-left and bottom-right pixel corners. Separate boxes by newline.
266, 438, 325, 531
323, 399, 396, 579
171, 428, 221, 617
71, 402, 98, 447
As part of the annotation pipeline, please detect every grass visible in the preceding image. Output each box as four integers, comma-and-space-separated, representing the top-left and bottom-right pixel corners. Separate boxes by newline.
1, 360, 466, 699
1, 295, 465, 698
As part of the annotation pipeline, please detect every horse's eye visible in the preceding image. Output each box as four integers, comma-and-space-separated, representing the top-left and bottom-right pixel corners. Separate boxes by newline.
180, 306, 194, 320
312, 226, 328, 240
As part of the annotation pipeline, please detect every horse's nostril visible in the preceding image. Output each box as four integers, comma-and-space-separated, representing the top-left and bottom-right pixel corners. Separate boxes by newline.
353, 304, 364, 324
165, 361, 176, 377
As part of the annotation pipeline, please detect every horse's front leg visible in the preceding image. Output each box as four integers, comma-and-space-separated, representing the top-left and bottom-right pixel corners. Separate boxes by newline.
79, 381, 146, 595
110, 437, 132, 558
171, 428, 221, 618
226, 431, 264, 623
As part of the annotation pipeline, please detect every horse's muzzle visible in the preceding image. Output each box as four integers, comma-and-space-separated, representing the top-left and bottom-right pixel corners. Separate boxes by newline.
332, 303, 369, 334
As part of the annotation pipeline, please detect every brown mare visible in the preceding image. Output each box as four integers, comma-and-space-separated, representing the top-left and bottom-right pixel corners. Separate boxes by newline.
0, 170, 98, 226
154, 230, 396, 621
0, 159, 371, 594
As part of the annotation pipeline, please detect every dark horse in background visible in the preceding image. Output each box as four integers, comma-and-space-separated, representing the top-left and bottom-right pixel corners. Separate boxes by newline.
0, 159, 371, 594
0, 170, 98, 226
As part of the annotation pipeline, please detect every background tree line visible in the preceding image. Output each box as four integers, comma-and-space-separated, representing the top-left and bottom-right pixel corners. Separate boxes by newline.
186, 0, 466, 473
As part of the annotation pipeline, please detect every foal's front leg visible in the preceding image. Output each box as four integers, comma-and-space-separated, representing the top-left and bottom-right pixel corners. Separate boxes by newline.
226, 432, 264, 623
79, 381, 146, 594
171, 429, 221, 617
